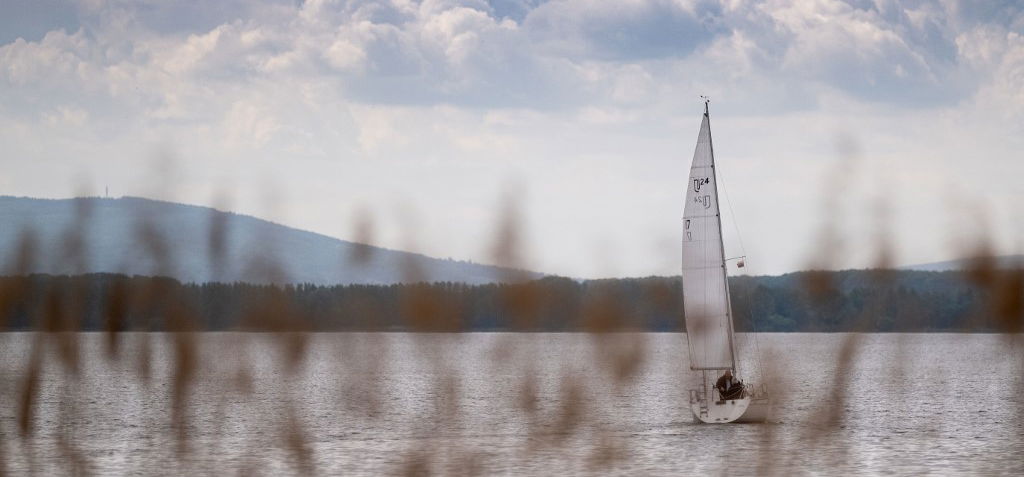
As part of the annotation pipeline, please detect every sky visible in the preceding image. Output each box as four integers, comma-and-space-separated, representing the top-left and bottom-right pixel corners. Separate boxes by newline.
1, 0, 1022, 278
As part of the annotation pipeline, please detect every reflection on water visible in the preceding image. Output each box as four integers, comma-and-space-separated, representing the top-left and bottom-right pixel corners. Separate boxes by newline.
0, 333, 1020, 475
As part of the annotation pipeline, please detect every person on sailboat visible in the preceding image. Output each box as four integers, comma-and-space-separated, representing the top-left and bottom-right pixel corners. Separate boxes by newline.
715, 369, 744, 400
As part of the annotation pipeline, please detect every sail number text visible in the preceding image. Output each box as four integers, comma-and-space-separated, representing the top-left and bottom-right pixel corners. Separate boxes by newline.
693, 194, 711, 209
692, 177, 712, 210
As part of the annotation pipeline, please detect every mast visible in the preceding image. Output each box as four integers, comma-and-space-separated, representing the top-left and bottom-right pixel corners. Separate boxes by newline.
704, 99, 739, 377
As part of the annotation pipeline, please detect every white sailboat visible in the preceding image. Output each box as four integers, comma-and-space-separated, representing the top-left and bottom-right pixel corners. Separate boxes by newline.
683, 100, 770, 424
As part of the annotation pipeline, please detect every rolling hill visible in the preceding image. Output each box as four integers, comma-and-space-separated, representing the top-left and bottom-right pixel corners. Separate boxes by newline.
0, 196, 539, 285
899, 255, 1024, 272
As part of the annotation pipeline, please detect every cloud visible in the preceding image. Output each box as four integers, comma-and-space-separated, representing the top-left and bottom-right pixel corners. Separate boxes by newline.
43, 105, 89, 126
5, 0, 1021, 114
956, 25, 1024, 118
523, 0, 727, 61
1, 29, 91, 87
753, 0, 968, 105
324, 37, 368, 71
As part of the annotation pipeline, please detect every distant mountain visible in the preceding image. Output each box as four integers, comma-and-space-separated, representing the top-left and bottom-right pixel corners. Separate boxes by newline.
899, 255, 1024, 272
0, 196, 540, 285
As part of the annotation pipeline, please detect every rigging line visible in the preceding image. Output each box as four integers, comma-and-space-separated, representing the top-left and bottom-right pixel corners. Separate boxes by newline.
716, 159, 746, 257
716, 149, 767, 384
737, 272, 766, 385
735, 254, 766, 384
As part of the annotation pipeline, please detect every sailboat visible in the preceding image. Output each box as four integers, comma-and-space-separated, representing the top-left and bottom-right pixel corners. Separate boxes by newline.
683, 100, 770, 424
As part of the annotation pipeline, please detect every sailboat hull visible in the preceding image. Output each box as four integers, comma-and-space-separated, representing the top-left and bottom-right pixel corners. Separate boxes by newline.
734, 397, 771, 423
690, 396, 771, 424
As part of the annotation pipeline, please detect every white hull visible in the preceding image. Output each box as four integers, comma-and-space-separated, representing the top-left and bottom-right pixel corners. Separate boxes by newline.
733, 397, 771, 423
690, 396, 771, 424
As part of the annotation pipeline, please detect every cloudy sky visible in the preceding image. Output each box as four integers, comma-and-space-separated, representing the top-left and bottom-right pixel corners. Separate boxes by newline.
1, 0, 1022, 278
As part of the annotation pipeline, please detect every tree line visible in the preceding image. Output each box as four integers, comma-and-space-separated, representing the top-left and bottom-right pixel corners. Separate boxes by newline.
0, 269, 1017, 332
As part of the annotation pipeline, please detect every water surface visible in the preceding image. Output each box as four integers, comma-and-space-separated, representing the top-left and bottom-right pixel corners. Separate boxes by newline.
0, 333, 1020, 475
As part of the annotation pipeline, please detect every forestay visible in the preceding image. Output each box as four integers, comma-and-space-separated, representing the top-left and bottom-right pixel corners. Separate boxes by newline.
681, 109, 735, 370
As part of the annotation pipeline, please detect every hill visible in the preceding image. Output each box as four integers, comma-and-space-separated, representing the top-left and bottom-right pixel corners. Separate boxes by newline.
899, 255, 1024, 272
0, 196, 539, 285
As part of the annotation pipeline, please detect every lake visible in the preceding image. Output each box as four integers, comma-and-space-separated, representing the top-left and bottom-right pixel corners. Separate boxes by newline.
0, 333, 1021, 475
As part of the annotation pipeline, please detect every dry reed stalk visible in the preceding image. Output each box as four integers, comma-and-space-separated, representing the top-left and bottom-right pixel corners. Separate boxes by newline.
350, 206, 376, 266
285, 404, 314, 475
0, 230, 36, 330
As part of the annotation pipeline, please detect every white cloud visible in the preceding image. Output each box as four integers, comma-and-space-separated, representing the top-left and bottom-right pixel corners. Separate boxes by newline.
324, 38, 367, 71
222, 100, 281, 150
43, 105, 89, 126
957, 27, 1024, 122
1, 30, 90, 86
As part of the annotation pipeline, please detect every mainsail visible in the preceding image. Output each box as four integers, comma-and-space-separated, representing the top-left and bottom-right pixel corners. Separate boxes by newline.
682, 105, 736, 370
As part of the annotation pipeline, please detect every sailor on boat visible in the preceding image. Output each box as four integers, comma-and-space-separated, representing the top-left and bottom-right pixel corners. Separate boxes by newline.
715, 369, 744, 401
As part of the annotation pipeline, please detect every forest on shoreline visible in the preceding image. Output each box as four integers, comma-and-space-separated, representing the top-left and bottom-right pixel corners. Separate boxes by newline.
1, 268, 1019, 333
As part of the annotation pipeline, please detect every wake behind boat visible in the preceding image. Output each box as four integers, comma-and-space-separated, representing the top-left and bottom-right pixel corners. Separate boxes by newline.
683, 100, 771, 424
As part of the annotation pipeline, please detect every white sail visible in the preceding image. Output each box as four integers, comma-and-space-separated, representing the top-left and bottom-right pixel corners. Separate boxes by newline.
682, 107, 735, 370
